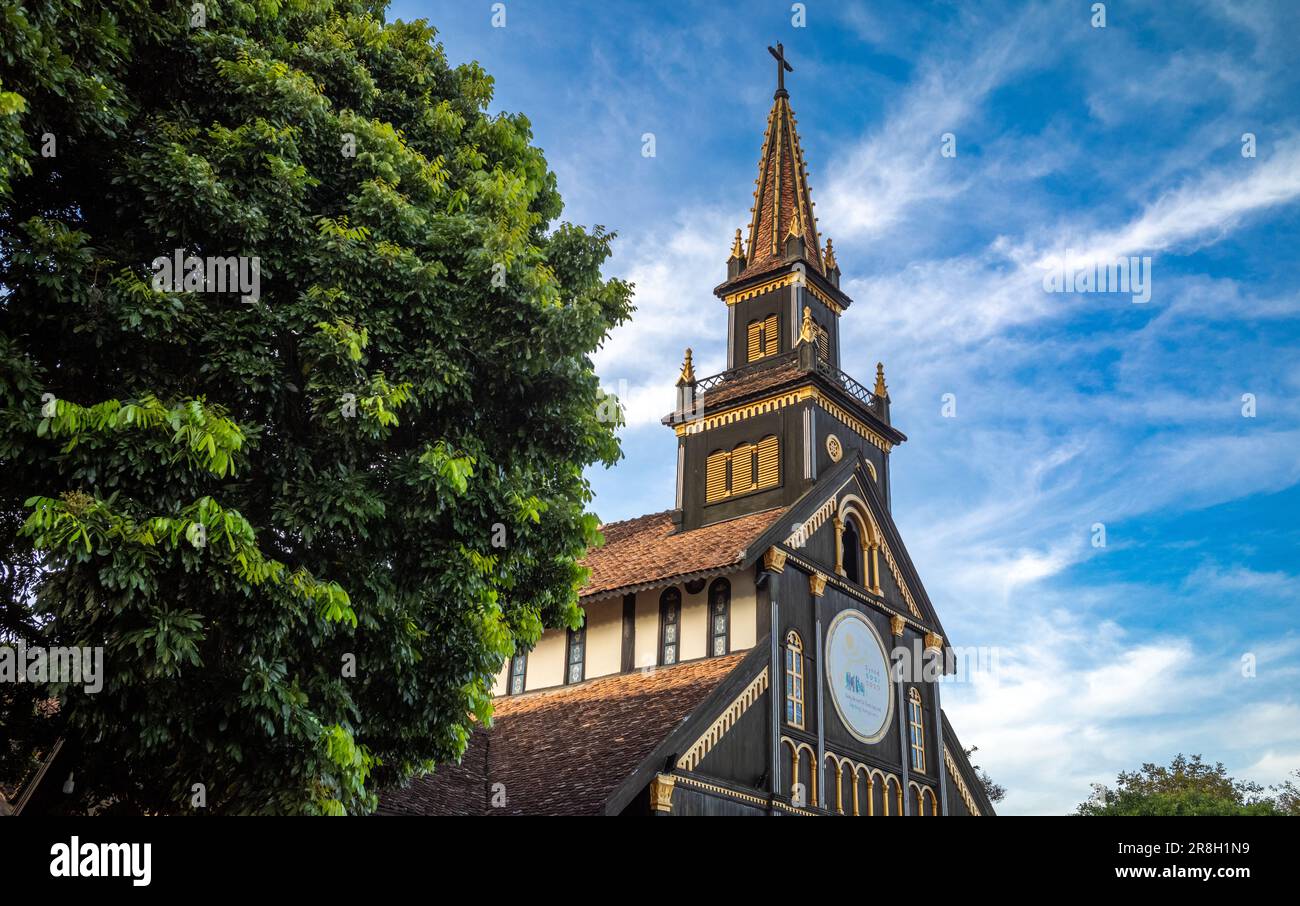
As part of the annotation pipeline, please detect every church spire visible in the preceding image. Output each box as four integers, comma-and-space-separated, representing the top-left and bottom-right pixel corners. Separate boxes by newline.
735, 44, 823, 282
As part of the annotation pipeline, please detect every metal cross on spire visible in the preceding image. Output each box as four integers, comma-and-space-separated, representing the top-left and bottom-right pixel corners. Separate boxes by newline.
768, 42, 793, 98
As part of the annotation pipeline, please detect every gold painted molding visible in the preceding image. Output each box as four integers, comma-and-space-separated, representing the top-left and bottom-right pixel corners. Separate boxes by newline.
675, 385, 892, 452
676, 667, 770, 772
945, 749, 982, 816
924, 631, 944, 652
722, 272, 799, 305
762, 547, 788, 573
649, 773, 676, 813
809, 573, 827, 597
890, 615, 906, 637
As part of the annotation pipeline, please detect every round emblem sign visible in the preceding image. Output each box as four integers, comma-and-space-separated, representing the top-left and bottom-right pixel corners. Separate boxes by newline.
824, 610, 893, 743
825, 434, 843, 462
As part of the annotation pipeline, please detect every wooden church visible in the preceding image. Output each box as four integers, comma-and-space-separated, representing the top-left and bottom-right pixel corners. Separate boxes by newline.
382, 46, 995, 817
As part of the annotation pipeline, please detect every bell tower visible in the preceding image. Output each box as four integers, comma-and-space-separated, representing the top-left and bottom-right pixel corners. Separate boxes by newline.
666, 45, 905, 532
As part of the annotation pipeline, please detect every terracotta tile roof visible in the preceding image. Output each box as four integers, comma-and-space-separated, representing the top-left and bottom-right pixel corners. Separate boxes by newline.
741, 94, 824, 278
579, 507, 785, 600
378, 654, 747, 816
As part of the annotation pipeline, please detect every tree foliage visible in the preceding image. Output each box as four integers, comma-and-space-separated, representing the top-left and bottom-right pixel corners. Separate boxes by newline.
1076, 754, 1292, 816
0, 0, 631, 814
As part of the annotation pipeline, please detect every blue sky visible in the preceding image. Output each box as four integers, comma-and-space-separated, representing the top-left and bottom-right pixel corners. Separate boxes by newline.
391, 0, 1300, 814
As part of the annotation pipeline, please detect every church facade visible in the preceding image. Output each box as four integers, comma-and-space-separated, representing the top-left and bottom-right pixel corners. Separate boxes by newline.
382, 47, 995, 818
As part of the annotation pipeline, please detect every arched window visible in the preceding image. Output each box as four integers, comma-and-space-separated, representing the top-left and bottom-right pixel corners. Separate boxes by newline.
708, 579, 730, 656
841, 517, 862, 585
508, 650, 527, 695
784, 630, 805, 728
907, 687, 926, 772
565, 625, 586, 685
816, 323, 829, 362
658, 587, 682, 666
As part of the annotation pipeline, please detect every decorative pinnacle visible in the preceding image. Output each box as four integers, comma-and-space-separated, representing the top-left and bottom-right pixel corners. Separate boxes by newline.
729, 228, 745, 260
677, 347, 696, 385
824, 238, 838, 271
799, 306, 817, 344
874, 362, 888, 398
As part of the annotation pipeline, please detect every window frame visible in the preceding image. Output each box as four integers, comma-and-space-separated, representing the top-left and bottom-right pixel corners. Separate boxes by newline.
784, 629, 805, 729
658, 587, 682, 666
508, 650, 528, 695
565, 625, 586, 685
707, 578, 731, 657
907, 686, 926, 773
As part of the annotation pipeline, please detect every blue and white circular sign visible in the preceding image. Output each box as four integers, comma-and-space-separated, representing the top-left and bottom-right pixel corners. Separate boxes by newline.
825, 609, 893, 743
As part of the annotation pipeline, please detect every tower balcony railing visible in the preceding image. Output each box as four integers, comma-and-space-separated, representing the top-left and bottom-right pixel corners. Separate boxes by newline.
688, 349, 881, 411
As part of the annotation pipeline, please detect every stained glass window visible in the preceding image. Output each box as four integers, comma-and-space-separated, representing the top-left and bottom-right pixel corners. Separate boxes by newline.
659, 587, 681, 666
566, 625, 585, 685
509, 651, 527, 695
708, 579, 730, 656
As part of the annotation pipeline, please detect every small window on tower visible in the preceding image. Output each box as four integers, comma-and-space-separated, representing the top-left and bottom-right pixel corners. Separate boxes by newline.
659, 587, 682, 666
763, 314, 779, 356
747, 319, 763, 362
816, 324, 829, 362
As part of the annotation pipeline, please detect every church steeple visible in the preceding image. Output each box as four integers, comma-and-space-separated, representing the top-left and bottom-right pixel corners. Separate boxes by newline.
670, 45, 904, 533
740, 43, 824, 279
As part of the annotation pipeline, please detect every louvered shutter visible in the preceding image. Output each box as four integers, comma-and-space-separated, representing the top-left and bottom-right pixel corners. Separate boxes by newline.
706, 451, 728, 502
731, 444, 754, 491
757, 435, 779, 487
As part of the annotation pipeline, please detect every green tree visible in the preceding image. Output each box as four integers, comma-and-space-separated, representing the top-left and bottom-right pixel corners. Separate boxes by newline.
1076, 754, 1285, 816
0, 0, 631, 814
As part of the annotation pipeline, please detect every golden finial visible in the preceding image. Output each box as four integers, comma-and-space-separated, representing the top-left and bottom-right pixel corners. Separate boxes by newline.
874, 362, 888, 397
677, 347, 696, 385
729, 228, 744, 260
824, 238, 838, 270
798, 306, 817, 344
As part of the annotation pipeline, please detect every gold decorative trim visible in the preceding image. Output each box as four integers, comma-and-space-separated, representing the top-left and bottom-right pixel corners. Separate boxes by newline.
945, 749, 982, 816
785, 496, 837, 549
804, 281, 844, 315
809, 573, 827, 597
676, 385, 890, 451
677, 347, 695, 385
762, 546, 788, 573
649, 773, 676, 813
723, 272, 798, 305
673, 774, 819, 816
879, 539, 923, 619
924, 631, 944, 652
890, 614, 906, 637
676, 667, 770, 772
820, 750, 903, 816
